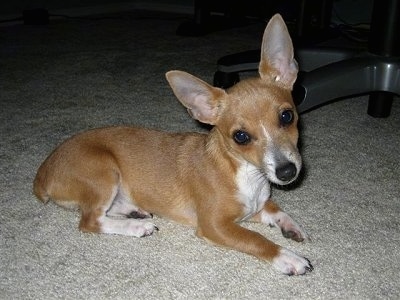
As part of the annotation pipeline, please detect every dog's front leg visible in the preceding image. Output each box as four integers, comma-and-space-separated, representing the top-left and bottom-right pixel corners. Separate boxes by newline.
196, 216, 312, 275
251, 199, 309, 242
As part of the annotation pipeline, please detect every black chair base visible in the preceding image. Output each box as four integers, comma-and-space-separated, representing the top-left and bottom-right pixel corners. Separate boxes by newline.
213, 0, 400, 117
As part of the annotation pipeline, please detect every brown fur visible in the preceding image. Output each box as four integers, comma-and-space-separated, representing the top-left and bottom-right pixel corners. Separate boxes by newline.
33, 14, 313, 275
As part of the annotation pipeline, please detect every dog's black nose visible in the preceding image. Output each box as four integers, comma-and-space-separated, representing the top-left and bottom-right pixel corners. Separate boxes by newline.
276, 162, 297, 182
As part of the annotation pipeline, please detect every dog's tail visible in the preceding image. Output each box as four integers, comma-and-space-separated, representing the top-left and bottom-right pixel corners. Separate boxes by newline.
33, 163, 50, 204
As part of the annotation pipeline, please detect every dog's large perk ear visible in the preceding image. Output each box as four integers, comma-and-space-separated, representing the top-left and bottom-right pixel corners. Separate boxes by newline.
259, 13, 298, 89
166, 70, 226, 125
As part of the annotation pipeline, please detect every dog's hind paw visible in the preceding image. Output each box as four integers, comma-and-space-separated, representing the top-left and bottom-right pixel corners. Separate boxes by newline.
272, 248, 313, 275
131, 221, 158, 237
100, 217, 159, 237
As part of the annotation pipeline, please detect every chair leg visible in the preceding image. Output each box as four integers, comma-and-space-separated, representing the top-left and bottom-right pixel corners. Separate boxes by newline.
368, 92, 394, 117
294, 56, 400, 114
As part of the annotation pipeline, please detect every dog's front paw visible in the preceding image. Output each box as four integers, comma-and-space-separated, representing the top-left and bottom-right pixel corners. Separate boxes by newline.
281, 226, 307, 242
275, 212, 309, 242
272, 248, 313, 275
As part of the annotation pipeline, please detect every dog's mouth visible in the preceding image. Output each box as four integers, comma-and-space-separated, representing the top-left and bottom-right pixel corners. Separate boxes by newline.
268, 170, 300, 187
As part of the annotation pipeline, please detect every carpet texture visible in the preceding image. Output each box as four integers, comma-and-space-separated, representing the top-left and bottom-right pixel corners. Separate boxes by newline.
1, 10, 399, 299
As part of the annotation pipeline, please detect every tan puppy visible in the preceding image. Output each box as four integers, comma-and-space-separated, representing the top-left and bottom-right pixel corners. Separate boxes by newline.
33, 14, 313, 275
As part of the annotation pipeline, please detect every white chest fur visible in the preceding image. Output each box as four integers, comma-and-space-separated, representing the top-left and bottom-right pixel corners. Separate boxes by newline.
235, 162, 271, 221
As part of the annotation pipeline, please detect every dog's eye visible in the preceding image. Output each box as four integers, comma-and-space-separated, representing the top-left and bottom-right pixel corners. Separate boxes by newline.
233, 130, 251, 145
280, 109, 295, 126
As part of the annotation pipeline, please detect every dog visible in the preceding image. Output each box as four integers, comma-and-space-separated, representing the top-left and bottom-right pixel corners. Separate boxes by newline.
33, 14, 313, 275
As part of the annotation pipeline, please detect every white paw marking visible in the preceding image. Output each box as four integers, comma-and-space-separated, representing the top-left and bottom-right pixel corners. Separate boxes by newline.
272, 248, 313, 275
100, 217, 158, 237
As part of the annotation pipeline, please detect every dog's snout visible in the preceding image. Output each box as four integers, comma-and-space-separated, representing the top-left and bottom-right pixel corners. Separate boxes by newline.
276, 162, 297, 182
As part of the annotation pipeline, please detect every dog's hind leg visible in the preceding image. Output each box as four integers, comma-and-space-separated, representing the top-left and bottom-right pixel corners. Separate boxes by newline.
106, 187, 153, 219
79, 184, 157, 238
80, 209, 156, 237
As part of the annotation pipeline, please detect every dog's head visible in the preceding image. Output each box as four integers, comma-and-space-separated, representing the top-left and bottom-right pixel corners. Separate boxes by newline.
166, 14, 301, 186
